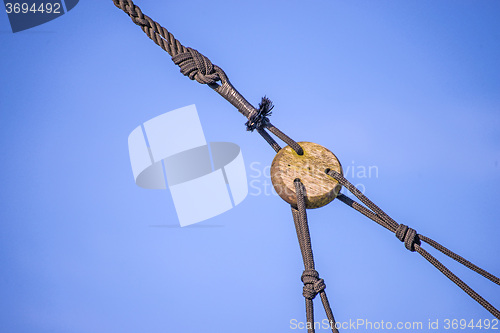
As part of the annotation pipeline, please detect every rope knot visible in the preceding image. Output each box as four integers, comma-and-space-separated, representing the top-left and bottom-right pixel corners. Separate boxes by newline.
395, 224, 420, 251
301, 269, 326, 300
172, 47, 220, 85
245, 96, 273, 131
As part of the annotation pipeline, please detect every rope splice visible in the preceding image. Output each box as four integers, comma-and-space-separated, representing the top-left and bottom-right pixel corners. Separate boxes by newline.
172, 47, 221, 85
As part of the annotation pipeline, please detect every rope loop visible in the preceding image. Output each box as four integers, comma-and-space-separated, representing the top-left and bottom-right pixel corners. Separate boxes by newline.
301, 269, 326, 300
246, 96, 273, 131
172, 47, 221, 84
395, 224, 420, 252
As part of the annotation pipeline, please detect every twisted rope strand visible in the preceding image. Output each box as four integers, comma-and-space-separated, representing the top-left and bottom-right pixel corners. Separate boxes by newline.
113, 0, 186, 57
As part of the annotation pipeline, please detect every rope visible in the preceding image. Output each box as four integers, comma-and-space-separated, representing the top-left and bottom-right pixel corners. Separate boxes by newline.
112, 0, 186, 57
292, 179, 338, 333
246, 96, 273, 131
112, 0, 303, 155
419, 234, 500, 286
326, 169, 500, 319
112, 0, 498, 325
172, 47, 221, 85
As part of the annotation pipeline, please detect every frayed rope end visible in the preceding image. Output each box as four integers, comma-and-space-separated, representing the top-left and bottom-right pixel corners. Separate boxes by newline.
245, 96, 274, 131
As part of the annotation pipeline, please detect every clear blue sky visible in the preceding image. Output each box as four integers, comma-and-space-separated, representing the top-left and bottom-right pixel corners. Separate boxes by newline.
1, 1, 499, 332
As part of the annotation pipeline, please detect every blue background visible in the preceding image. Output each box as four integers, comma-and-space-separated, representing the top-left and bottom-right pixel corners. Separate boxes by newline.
1, 1, 499, 332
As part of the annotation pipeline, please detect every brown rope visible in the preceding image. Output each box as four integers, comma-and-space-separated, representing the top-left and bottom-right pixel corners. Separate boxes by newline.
112, 0, 303, 155
113, 0, 498, 324
327, 169, 500, 319
292, 179, 338, 333
419, 234, 500, 286
112, 0, 186, 57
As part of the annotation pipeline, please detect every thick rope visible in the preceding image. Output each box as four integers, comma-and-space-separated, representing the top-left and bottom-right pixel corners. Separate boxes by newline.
112, 0, 303, 155
326, 169, 500, 319
113, 0, 498, 322
292, 179, 338, 333
112, 0, 186, 57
